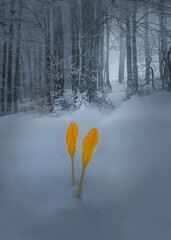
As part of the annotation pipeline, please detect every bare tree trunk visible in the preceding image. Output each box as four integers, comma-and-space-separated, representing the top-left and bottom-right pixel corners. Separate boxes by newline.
81, 0, 92, 99
55, 6, 64, 97
1, 40, 7, 114
118, 25, 126, 83
105, 19, 112, 91
159, 0, 167, 89
132, 1, 138, 92
167, 47, 171, 90
0, 1, 7, 114
70, 0, 80, 102
150, 66, 155, 90
144, 3, 150, 84
38, 42, 43, 89
7, 0, 15, 113
28, 47, 33, 99
97, 1, 105, 92
125, 0, 133, 97
14, 0, 23, 113
45, 10, 52, 107
53, 3, 58, 98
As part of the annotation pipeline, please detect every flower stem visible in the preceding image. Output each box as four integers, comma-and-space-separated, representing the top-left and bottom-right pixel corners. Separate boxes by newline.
77, 164, 86, 199
71, 156, 75, 185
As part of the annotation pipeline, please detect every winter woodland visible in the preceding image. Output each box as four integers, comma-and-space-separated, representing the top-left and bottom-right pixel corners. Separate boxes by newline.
0, 1, 171, 240
0, 0, 171, 116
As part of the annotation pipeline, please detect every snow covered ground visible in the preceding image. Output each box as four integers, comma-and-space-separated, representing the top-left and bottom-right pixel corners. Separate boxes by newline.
0, 91, 171, 240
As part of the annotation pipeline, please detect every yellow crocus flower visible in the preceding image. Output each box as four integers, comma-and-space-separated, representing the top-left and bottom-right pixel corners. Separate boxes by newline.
66, 122, 78, 185
77, 128, 98, 198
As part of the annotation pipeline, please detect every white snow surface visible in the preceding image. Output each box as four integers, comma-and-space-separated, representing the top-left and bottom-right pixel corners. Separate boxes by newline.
0, 92, 171, 240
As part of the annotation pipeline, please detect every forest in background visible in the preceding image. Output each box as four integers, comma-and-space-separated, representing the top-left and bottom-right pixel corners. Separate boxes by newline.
0, 0, 171, 116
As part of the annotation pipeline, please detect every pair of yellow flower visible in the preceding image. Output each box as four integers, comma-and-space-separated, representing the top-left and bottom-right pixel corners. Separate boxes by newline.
66, 122, 98, 199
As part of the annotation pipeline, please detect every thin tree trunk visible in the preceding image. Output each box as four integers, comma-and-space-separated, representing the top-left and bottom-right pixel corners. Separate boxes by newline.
98, 14, 104, 92
125, 0, 133, 97
105, 19, 112, 91
132, 1, 138, 92
70, 0, 80, 103
38, 42, 43, 90
81, 0, 91, 97
144, 4, 150, 84
56, 6, 64, 97
1, 40, 7, 113
150, 66, 155, 90
118, 26, 126, 83
7, 0, 15, 113
159, 0, 167, 89
45, 11, 52, 107
1, 1, 7, 114
167, 47, 171, 89
118, 0, 126, 84
53, 3, 58, 98
14, 0, 23, 113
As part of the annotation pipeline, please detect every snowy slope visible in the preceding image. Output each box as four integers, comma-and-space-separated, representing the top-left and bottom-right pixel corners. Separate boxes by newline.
0, 92, 171, 240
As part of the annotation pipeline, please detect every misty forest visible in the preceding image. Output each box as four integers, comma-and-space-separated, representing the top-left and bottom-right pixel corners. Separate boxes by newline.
0, 0, 171, 115
0, 0, 171, 240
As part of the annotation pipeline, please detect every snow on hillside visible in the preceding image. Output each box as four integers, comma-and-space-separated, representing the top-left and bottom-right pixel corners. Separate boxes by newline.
0, 92, 171, 240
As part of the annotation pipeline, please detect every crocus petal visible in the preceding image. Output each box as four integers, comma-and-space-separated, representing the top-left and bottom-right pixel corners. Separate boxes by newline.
82, 128, 98, 166
66, 122, 78, 157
